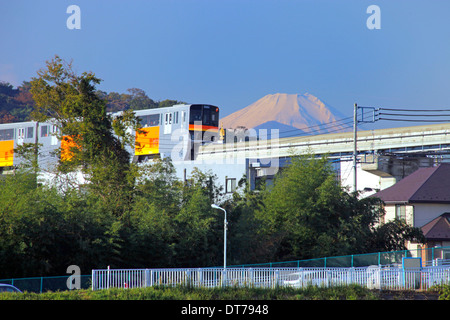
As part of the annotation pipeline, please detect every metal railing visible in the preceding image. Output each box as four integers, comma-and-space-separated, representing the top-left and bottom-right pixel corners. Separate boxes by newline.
0, 275, 91, 293
2, 248, 449, 293
231, 246, 450, 268
91, 264, 450, 291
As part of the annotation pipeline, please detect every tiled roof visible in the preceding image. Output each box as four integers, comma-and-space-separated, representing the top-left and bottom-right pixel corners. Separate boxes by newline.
421, 212, 450, 240
371, 163, 450, 203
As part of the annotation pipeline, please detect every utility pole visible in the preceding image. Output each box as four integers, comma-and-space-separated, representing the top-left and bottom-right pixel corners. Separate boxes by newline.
353, 103, 358, 193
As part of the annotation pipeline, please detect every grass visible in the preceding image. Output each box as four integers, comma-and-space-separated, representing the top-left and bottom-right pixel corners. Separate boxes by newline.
0, 284, 396, 300
0, 284, 448, 300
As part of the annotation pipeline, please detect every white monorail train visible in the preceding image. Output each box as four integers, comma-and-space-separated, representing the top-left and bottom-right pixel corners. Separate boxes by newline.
132, 104, 220, 162
0, 104, 221, 172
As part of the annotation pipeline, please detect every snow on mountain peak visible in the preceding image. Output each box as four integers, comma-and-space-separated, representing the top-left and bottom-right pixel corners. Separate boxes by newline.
220, 93, 349, 135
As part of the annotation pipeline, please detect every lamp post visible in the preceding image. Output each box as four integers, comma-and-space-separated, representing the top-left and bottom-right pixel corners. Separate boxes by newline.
211, 204, 227, 269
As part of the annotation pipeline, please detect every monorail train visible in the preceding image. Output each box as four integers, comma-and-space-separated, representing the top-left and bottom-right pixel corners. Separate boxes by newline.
132, 104, 220, 162
0, 104, 221, 172
0, 120, 55, 170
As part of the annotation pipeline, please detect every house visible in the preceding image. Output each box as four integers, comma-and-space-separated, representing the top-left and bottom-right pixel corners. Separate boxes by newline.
420, 212, 450, 261
371, 163, 450, 258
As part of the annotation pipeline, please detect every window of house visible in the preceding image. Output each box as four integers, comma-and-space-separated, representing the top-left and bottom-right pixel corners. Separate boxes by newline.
395, 205, 406, 221
226, 178, 236, 193
444, 250, 450, 260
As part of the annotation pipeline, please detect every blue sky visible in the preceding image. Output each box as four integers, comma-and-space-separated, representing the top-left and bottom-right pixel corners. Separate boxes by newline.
1, 0, 450, 128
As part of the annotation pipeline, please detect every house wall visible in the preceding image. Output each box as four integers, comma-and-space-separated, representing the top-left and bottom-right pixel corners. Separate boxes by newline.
384, 204, 414, 226
383, 203, 450, 255
384, 203, 450, 228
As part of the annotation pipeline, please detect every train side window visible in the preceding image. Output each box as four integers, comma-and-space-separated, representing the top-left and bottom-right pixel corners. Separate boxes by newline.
140, 114, 160, 127
17, 128, 25, 139
165, 113, 173, 125
138, 116, 146, 127
153, 114, 160, 126
0, 129, 14, 141
41, 125, 49, 137
27, 127, 34, 139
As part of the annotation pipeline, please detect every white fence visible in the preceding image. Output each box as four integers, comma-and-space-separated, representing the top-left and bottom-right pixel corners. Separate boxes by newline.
91, 265, 450, 291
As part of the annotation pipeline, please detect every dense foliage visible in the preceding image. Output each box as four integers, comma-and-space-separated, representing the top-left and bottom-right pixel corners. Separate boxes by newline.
0, 285, 446, 300
254, 155, 425, 262
0, 56, 425, 279
0, 285, 381, 300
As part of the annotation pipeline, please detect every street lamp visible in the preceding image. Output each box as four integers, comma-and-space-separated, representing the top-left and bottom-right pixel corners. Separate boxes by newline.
211, 204, 227, 269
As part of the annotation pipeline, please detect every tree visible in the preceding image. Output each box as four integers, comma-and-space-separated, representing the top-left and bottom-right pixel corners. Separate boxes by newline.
169, 167, 224, 267
223, 176, 273, 265
30, 55, 140, 216
127, 88, 158, 110
256, 153, 423, 262
0, 110, 17, 123
174, 186, 221, 267
158, 99, 186, 108
125, 162, 226, 268
371, 219, 425, 252
122, 158, 181, 267
134, 158, 182, 213
0, 169, 128, 278
0, 81, 35, 123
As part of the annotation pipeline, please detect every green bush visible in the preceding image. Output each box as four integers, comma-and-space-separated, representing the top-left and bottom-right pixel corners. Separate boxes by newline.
438, 285, 450, 300
0, 285, 380, 300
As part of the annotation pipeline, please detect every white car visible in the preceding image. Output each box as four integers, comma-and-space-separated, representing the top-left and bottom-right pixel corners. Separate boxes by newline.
283, 270, 329, 288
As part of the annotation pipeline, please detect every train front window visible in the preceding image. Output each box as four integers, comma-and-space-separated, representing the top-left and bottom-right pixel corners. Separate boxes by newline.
190, 105, 203, 123
203, 107, 211, 125
211, 107, 219, 127
189, 105, 219, 127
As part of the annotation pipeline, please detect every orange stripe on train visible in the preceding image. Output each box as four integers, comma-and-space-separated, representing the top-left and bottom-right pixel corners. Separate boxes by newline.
188, 125, 218, 131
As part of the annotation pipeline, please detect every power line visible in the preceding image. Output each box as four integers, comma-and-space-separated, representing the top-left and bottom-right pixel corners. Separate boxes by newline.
379, 113, 450, 117
379, 107, 450, 112
266, 109, 377, 138
379, 118, 450, 122
357, 105, 450, 123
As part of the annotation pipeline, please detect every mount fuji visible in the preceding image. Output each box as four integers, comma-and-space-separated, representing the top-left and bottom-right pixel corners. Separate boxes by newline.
220, 93, 350, 138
